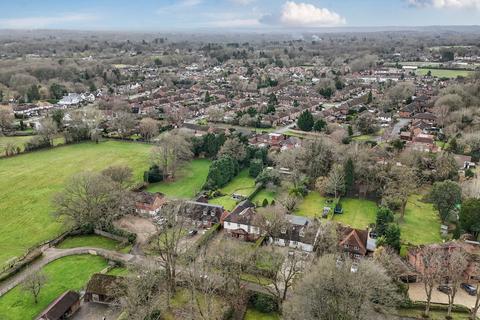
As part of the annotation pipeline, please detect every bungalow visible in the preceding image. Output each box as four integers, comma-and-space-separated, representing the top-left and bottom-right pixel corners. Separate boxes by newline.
36, 290, 80, 320
223, 200, 261, 241
84, 274, 125, 305
184, 201, 228, 228
271, 215, 319, 252
135, 191, 167, 216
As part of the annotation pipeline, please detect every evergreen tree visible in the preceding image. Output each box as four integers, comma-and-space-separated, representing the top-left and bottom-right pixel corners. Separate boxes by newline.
376, 207, 394, 237
348, 125, 354, 136
367, 90, 373, 104
249, 158, 263, 178
297, 110, 314, 132
344, 158, 355, 192
313, 119, 327, 132
385, 224, 401, 252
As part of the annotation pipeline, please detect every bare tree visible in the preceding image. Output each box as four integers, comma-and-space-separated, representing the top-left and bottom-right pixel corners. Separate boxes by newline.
139, 117, 159, 142
278, 194, 299, 213
53, 171, 133, 229
318, 164, 345, 200
37, 117, 58, 146
113, 111, 136, 139
314, 221, 339, 256
444, 248, 469, 317
151, 201, 189, 298
373, 246, 408, 282
22, 270, 47, 304
434, 104, 450, 129
101, 165, 133, 187
217, 137, 247, 162
116, 264, 167, 320
255, 204, 289, 240
151, 130, 193, 180
0, 105, 14, 134
206, 106, 224, 122
283, 254, 400, 320
418, 246, 445, 317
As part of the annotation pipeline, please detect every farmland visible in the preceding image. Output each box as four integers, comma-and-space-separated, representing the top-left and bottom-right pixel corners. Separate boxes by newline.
0, 141, 152, 266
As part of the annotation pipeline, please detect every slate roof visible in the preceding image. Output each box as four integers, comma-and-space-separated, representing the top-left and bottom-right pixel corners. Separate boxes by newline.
36, 290, 79, 320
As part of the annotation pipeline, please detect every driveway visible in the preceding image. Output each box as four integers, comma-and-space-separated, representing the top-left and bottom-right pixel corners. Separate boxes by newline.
71, 302, 121, 320
408, 282, 477, 312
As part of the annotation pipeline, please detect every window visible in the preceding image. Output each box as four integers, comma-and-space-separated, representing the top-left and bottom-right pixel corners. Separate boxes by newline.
237, 223, 241, 228
344, 244, 349, 249
354, 254, 361, 259
354, 246, 359, 251
281, 227, 287, 234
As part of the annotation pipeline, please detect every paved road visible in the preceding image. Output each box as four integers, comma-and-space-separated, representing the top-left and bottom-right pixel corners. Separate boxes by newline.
390, 118, 411, 139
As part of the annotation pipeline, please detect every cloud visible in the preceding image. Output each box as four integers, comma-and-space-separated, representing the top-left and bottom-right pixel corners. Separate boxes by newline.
261, 1, 346, 27
407, 0, 480, 9
179, 0, 203, 6
0, 14, 97, 29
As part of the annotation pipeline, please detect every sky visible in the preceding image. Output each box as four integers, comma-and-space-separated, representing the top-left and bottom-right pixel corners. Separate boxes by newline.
0, 0, 479, 31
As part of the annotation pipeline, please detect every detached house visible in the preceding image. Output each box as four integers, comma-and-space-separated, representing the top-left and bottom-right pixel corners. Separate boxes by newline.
271, 215, 319, 252
184, 201, 228, 228
36, 290, 80, 320
339, 226, 375, 260
135, 192, 167, 216
84, 274, 125, 305
224, 200, 261, 241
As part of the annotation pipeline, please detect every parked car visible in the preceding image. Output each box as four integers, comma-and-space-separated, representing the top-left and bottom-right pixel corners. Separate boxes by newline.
437, 285, 451, 295
461, 283, 477, 296
188, 229, 198, 237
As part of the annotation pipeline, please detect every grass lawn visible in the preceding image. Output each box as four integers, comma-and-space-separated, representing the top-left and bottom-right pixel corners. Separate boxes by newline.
107, 267, 130, 276
417, 68, 474, 78
56, 234, 127, 251
163, 288, 228, 320
251, 188, 277, 207
399, 193, 442, 245
333, 198, 377, 229
0, 141, 152, 267
209, 195, 238, 211
219, 169, 256, 197
147, 159, 211, 199
295, 192, 327, 218
0, 255, 108, 320
0, 135, 32, 155
352, 134, 376, 142
244, 309, 280, 320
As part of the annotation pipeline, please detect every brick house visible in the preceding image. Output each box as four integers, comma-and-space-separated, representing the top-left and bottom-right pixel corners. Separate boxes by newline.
135, 191, 167, 216
338, 227, 374, 260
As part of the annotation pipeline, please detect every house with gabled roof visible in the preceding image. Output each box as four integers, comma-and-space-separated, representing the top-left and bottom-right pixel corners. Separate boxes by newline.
36, 290, 80, 320
338, 226, 374, 260
271, 215, 320, 252
223, 200, 261, 241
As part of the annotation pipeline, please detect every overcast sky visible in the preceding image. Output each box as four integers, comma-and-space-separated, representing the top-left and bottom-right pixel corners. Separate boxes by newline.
0, 0, 479, 31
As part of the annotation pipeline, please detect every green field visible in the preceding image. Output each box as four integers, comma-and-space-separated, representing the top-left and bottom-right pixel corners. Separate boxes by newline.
147, 159, 211, 199
0, 255, 109, 320
0, 135, 66, 156
399, 193, 442, 245
333, 198, 377, 229
417, 68, 474, 78
251, 188, 277, 206
0, 141, 152, 266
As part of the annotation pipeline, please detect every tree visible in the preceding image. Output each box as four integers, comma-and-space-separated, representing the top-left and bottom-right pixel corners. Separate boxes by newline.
113, 111, 136, 139
319, 164, 345, 200
217, 137, 247, 163
205, 156, 237, 189
418, 246, 445, 317
249, 158, 263, 178
384, 224, 401, 252
37, 117, 58, 146
444, 248, 469, 318
49, 83, 68, 100
51, 109, 64, 129
152, 201, 189, 296
255, 168, 281, 187
297, 110, 314, 132
435, 152, 459, 181
101, 165, 133, 187
53, 171, 133, 229
314, 221, 339, 256
255, 204, 288, 240
430, 180, 462, 223
0, 106, 14, 134
376, 207, 394, 237
298, 139, 335, 180
139, 118, 159, 142
355, 112, 378, 135
144, 165, 163, 183
313, 119, 326, 132
26, 84, 40, 102
283, 254, 400, 320
459, 198, 480, 238
344, 158, 355, 193
22, 270, 47, 304
382, 165, 417, 220
151, 131, 193, 180
347, 125, 354, 136
367, 90, 373, 104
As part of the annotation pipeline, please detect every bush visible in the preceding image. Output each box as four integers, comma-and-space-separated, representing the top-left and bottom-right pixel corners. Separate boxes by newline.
144, 165, 163, 183
262, 198, 269, 207
250, 293, 278, 313
249, 158, 263, 178
24, 136, 51, 152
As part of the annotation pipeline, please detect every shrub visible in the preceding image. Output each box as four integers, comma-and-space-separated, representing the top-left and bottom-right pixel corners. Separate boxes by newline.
144, 165, 163, 183
262, 198, 269, 207
250, 293, 278, 313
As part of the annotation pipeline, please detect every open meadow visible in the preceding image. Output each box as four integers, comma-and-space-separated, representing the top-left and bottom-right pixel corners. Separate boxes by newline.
0, 141, 151, 266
